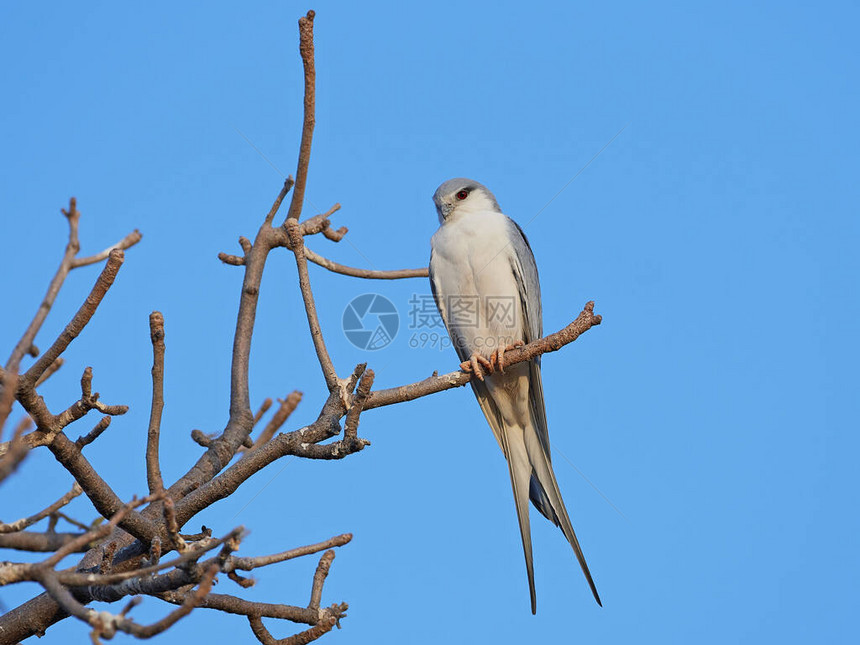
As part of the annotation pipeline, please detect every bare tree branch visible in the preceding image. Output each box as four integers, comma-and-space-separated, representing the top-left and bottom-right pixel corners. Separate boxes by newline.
70, 229, 143, 269
253, 398, 274, 426
218, 251, 246, 266
304, 246, 429, 279
309, 550, 335, 611
34, 356, 65, 387
0, 371, 17, 440
75, 416, 112, 449
0, 416, 32, 483
228, 179, 293, 427
0, 530, 90, 553
57, 529, 242, 587
6, 201, 140, 376
240, 391, 302, 455
5, 198, 82, 372
298, 204, 344, 238
160, 593, 321, 626
249, 610, 340, 645
18, 249, 125, 404
173, 370, 374, 528
146, 312, 166, 495
165, 177, 295, 506
285, 220, 339, 391
284, 10, 316, 223
51, 366, 129, 433
343, 369, 373, 453
46, 433, 157, 542
365, 301, 603, 410
0, 483, 82, 534
39, 563, 217, 642
49, 510, 91, 532
45, 494, 158, 571
226, 534, 352, 573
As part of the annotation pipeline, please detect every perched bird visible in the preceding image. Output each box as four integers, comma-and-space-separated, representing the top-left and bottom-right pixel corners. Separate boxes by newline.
428, 178, 600, 613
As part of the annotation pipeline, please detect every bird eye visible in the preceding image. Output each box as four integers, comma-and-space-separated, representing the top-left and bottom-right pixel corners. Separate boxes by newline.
455, 190, 469, 200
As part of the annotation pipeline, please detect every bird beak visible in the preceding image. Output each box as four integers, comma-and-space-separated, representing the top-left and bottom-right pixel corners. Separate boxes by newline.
440, 202, 454, 218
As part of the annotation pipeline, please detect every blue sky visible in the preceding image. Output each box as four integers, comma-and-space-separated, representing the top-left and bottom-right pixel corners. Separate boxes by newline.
1, 1, 857, 643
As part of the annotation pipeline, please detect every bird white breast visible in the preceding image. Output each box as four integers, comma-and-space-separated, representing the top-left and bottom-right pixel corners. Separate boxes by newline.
430, 209, 524, 357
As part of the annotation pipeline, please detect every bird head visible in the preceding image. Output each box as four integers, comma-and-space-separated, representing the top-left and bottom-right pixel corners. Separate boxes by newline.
433, 178, 501, 224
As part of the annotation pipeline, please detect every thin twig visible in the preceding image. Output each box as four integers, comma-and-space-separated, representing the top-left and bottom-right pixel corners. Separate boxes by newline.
162, 498, 187, 552
343, 371, 373, 443
75, 416, 112, 449
285, 221, 339, 391
298, 204, 339, 234
264, 177, 295, 227
190, 428, 215, 448
299, 204, 347, 240
20, 249, 125, 391
0, 370, 17, 439
146, 312, 166, 495
248, 613, 338, 645
219, 252, 245, 266
227, 534, 352, 573
70, 229, 142, 268
51, 510, 91, 532
284, 10, 316, 223
0, 530, 90, 552
253, 398, 273, 426
0, 483, 82, 533
13, 367, 129, 450
304, 247, 429, 279
226, 179, 293, 428
42, 493, 156, 569
159, 592, 319, 625
39, 564, 217, 641
240, 391, 302, 454
5, 199, 81, 372
365, 301, 603, 410
34, 357, 65, 387
123, 565, 218, 638
0, 416, 32, 483
57, 529, 242, 587
46, 433, 157, 542
309, 550, 335, 611
242, 398, 274, 448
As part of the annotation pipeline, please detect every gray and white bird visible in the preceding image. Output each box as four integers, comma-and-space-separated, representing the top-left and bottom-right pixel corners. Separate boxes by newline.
428, 178, 600, 613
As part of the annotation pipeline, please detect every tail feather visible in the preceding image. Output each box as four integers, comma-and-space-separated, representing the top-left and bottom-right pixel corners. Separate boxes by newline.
473, 372, 601, 610
529, 474, 560, 525
503, 424, 538, 614
523, 425, 602, 606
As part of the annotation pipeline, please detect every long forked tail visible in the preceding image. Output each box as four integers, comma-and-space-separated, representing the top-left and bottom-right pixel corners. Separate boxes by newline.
524, 426, 602, 606
504, 426, 539, 614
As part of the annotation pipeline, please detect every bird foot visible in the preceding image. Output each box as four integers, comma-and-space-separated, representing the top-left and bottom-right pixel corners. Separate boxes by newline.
460, 353, 494, 381
490, 340, 525, 374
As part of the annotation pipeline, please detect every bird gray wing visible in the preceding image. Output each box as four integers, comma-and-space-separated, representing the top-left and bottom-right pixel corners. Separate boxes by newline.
506, 220, 558, 524
506, 220, 551, 460
507, 219, 602, 607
